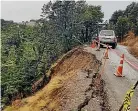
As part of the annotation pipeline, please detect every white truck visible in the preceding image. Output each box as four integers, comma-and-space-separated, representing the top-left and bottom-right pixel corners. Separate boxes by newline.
98, 30, 117, 49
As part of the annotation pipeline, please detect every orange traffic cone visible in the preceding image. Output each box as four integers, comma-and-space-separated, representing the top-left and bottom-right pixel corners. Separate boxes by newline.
103, 45, 109, 59
114, 54, 124, 77
91, 41, 96, 48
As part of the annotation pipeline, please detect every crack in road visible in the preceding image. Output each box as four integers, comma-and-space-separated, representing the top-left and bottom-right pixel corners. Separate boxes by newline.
77, 69, 110, 111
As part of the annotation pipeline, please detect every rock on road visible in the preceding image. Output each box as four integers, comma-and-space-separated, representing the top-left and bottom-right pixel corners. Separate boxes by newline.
85, 44, 138, 111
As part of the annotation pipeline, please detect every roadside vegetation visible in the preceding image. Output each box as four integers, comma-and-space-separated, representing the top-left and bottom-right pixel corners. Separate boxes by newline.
1, 1, 104, 108
108, 2, 138, 57
109, 2, 138, 39
121, 31, 138, 58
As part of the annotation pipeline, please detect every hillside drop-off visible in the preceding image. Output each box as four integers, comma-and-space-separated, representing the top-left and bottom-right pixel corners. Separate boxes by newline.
5, 47, 110, 111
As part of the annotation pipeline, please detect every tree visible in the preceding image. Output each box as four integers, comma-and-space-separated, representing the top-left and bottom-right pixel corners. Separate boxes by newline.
41, 1, 104, 46
81, 5, 104, 42
110, 2, 138, 37
109, 10, 124, 25
116, 17, 129, 41
1, 0, 104, 107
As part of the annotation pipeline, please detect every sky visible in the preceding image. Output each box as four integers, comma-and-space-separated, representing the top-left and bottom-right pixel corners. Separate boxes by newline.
1, 1, 134, 23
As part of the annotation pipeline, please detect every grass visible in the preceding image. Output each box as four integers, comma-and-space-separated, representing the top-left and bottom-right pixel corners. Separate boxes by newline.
4, 75, 72, 111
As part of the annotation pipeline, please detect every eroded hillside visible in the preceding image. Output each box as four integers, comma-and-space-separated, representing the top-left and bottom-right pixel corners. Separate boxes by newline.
5, 47, 110, 111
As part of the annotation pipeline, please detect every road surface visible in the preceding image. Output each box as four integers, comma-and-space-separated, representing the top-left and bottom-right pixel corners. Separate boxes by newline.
85, 44, 138, 111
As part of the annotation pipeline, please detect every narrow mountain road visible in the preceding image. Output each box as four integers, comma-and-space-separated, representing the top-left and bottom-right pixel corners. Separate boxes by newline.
85, 44, 138, 111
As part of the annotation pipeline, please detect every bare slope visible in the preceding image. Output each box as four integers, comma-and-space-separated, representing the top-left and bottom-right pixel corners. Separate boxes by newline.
121, 31, 138, 58
5, 47, 109, 111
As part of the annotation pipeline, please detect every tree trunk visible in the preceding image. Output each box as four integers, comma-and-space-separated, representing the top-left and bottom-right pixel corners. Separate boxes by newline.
85, 26, 88, 42
81, 29, 85, 43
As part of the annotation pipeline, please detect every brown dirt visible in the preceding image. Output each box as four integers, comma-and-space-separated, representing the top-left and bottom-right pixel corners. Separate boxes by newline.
121, 31, 138, 58
4, 47, 110, 111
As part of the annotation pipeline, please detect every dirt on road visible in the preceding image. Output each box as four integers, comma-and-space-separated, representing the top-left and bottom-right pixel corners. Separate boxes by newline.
5, 47, 110, 111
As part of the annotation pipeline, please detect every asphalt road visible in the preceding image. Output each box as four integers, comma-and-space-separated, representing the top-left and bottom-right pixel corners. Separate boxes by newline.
85, 44, 138, 111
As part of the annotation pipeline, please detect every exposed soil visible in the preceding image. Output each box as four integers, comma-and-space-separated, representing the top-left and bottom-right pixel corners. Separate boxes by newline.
4, 47, 110, 111
121, 31, 138, 58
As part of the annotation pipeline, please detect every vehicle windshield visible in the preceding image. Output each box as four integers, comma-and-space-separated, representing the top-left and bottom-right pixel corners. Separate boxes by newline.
100, 30, 114, 36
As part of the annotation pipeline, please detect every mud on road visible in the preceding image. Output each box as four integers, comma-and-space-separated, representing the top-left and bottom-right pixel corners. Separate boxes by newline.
5, 47, 110, 111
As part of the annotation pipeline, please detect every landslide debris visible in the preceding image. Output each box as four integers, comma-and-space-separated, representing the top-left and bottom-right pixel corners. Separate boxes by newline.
4, 47, 110, 111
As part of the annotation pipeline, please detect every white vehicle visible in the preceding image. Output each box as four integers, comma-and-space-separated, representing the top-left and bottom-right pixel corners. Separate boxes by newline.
98, 30, 117, 49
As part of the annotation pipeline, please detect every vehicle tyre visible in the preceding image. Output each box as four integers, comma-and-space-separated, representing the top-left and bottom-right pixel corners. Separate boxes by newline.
100, 44, 103, 48
112, 43, 116, 49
